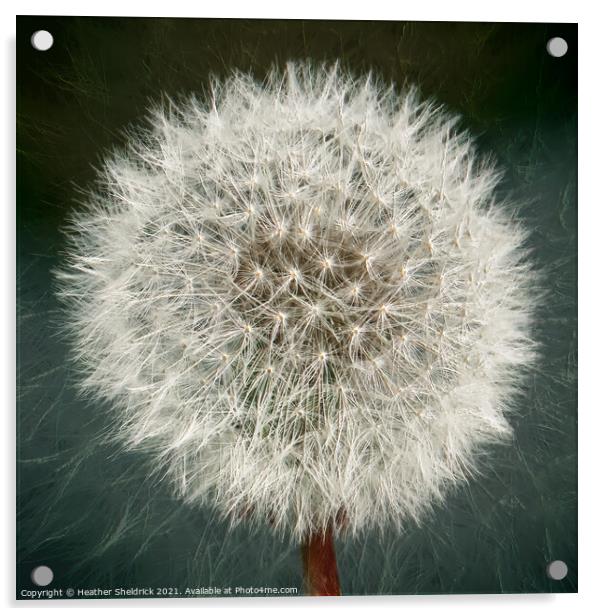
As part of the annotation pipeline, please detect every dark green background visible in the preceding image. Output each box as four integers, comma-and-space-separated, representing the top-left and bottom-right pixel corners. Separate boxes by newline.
17, 17, 577, 597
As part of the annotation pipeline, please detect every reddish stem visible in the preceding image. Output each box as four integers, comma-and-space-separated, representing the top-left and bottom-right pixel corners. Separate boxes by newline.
301, 525, 341, 596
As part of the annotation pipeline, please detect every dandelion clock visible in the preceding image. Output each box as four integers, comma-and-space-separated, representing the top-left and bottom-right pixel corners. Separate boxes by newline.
54, 61, 540, 595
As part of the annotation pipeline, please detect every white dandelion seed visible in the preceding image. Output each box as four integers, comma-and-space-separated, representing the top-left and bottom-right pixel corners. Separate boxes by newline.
56, 62, 536, 595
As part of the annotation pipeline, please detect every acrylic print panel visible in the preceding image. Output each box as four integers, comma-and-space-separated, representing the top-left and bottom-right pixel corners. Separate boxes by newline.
16, 16, 577, 599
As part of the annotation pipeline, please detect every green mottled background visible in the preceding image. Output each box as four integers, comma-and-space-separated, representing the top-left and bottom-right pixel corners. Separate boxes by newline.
16, 17, 577, 597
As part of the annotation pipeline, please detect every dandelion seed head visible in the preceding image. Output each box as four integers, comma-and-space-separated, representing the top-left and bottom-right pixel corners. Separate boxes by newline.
57, 62, 536, 540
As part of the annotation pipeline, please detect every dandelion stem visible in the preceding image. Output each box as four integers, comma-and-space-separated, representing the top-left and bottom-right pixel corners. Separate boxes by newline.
301, 524, 341, 596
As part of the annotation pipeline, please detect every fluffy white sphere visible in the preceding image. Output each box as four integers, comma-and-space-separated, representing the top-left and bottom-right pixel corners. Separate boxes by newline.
58, 63, 536, 540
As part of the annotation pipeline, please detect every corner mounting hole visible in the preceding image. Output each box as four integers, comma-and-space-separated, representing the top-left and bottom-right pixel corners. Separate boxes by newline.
546, 560, 568, 580
31, 565, 54, 586
546, 37, 568, 58
31, 30, 54, 51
